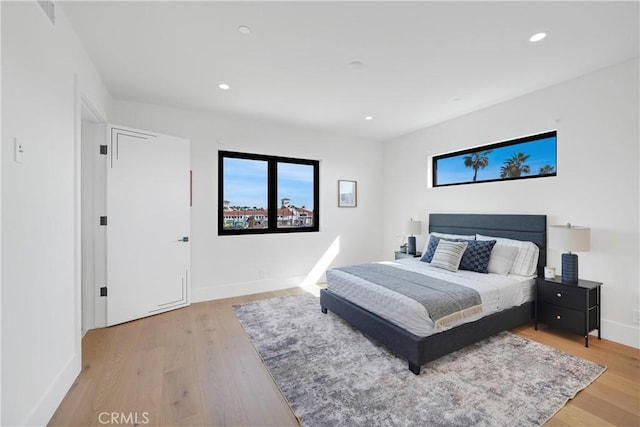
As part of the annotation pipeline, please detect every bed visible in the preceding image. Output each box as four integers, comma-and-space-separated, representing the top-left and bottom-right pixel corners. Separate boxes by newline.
320, 213, 547, 375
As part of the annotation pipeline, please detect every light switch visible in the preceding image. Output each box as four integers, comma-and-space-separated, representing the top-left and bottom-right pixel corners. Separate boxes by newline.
14, 138, 24, 163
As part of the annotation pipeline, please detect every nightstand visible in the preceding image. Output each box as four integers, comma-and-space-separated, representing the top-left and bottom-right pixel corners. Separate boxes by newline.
535, 276, 602, 347
394, 251, 422, 260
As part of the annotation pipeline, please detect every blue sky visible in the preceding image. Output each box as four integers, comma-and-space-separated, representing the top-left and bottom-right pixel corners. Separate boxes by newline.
223, 158, 268, 208
277, 162, 314, 209
223, 158, 314, 209
435, 136, 556, 185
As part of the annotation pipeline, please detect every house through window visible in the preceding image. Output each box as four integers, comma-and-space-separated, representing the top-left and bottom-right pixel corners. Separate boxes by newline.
218, 151, 320, 235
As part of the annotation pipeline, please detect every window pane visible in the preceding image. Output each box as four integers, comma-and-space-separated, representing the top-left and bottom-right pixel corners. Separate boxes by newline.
277, 162, 315, 228
433, 131, 557, 187
222, 157, 268, 230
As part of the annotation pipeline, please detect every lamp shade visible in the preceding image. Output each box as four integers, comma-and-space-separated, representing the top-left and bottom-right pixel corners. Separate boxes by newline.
549, 224, 591, 252
405, 220, 422, 236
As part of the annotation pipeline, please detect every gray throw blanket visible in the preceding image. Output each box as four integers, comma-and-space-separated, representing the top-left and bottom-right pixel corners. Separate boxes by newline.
336, 263, 483, 329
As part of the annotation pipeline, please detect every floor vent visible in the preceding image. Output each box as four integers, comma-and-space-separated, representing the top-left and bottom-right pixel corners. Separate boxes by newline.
37, 0, 56, 26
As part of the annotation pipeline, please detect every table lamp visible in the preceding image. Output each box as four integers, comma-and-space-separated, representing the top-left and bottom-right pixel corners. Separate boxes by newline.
405, 219, 422, 255
548, 223, 590, 284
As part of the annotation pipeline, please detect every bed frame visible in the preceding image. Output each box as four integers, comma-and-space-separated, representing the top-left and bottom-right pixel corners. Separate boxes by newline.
320, 213, 547, 375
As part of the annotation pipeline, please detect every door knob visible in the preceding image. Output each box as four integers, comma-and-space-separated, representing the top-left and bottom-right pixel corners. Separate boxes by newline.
178, 236, 189, 242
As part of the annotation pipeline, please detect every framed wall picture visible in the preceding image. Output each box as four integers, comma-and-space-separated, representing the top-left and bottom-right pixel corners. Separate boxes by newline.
338, 180, 357, 207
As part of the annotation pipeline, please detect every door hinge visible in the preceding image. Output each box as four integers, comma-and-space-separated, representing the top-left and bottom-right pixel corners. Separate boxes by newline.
100, 145, 108, 155
100, 287, 107, 297
100, 216, 107, 226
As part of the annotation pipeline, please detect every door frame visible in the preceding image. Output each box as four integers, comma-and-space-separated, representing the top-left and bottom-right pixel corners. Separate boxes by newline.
77, 84, 108, 336
77, 100, 191, 332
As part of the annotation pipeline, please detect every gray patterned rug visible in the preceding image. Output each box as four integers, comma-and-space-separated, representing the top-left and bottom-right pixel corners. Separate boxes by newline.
234, 293, 605, 427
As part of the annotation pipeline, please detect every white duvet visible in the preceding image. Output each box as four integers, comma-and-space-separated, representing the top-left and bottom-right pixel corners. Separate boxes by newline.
326, 258, 535, 337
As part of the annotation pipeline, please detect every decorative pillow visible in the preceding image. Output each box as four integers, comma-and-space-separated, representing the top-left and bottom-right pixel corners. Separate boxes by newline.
458, 240, 496, 273
487, 245, 518, 275
422, 232, 476, 255
476, 234, 540, 276
430, 240, 469, 272
420, 235, 442, 263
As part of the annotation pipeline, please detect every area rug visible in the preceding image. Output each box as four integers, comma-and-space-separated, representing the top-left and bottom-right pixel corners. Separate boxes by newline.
234, 293, 605, 427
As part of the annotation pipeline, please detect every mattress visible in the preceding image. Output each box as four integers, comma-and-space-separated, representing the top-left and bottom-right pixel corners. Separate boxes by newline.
326, 258, 535, 337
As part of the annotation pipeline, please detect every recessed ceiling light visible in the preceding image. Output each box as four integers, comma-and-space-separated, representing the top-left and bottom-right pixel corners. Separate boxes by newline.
529, 32, 547, 43
453, 97, 462, 102
349, 61, 364, 70
238, 26, 251, 35
218, 83, 230, 90
364, 116, 373, 121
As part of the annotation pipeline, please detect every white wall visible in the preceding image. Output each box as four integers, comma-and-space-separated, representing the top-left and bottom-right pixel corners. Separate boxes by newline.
382, 59, 640, 348
1, 2, 112, 425
112, 101, 384, 301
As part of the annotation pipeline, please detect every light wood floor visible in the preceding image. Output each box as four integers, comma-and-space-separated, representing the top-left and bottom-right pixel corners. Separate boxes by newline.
50, 287, 639, 426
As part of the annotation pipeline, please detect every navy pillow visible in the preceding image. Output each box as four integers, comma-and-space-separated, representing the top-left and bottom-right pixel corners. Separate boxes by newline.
420, 235, 443, 263
458, 240, 496, 273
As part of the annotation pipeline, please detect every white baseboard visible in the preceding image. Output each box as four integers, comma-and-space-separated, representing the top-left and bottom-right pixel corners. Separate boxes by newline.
24, 352, 81, 426
599, 319, 640, 348
191, 275, 308, 302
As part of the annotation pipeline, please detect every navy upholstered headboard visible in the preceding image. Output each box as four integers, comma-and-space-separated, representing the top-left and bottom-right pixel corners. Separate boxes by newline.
429, 213, 547, 276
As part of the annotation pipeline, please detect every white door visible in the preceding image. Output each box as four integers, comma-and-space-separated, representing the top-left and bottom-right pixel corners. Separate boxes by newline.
106, 125, 190, 326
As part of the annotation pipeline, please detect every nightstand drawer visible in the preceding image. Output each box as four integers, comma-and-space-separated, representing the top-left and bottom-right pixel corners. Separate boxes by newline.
537, 281, 585, 310
538, 304, 585, 335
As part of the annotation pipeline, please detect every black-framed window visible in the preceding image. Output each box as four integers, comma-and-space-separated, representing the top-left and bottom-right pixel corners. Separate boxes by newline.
432, 130, 557, 187
218, 151, 320, 235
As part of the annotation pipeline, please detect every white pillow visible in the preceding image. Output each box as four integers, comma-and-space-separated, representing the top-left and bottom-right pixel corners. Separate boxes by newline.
422, 232, 476, 254
430, 240, 469, 272
487, 245, 518, 275
476, 234, 539, 276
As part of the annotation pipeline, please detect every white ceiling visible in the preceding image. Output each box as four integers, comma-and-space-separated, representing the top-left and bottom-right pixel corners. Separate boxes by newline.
61, 1, 639, 141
